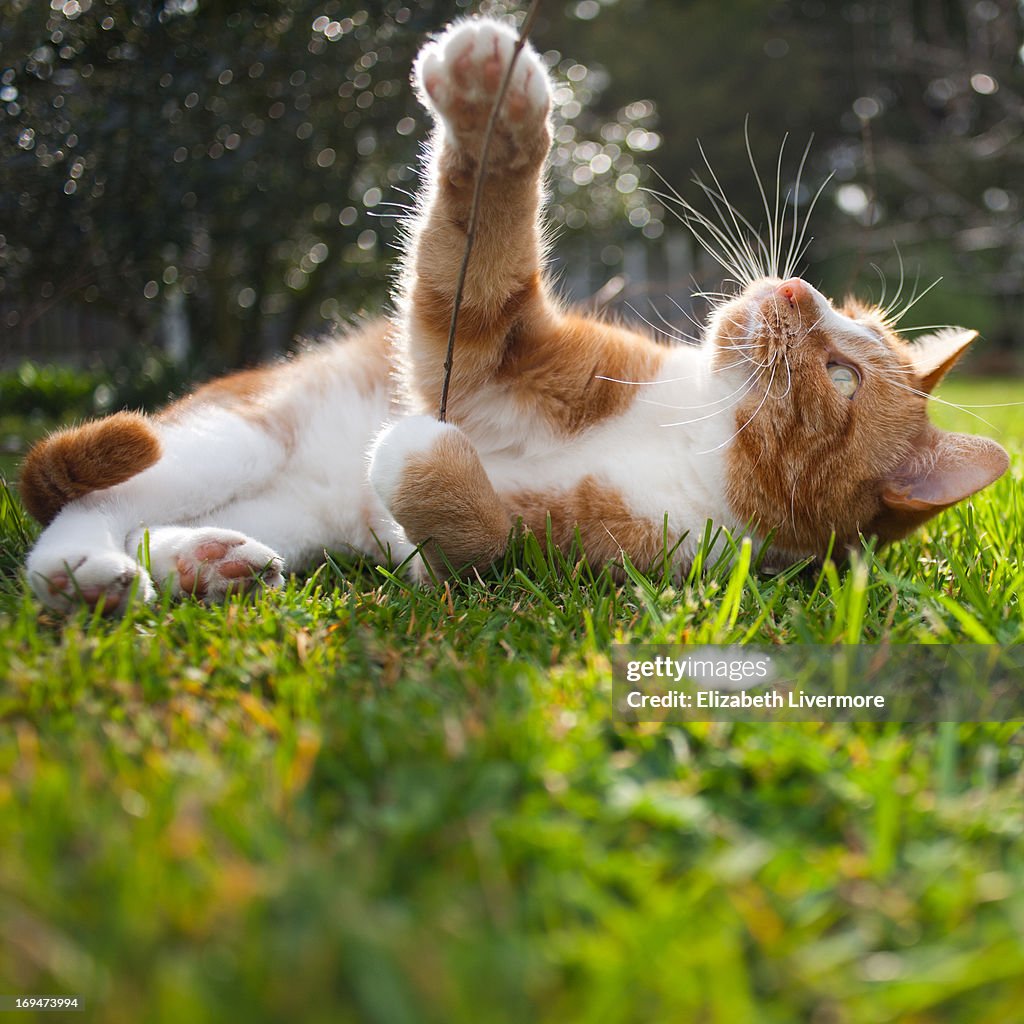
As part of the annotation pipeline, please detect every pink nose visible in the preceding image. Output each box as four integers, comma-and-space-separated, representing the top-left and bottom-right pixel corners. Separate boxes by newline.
778, 278, 809, 305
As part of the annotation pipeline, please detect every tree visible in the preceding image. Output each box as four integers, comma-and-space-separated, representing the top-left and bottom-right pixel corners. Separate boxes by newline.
2, 0, 456, 366
0, 0, 657, 369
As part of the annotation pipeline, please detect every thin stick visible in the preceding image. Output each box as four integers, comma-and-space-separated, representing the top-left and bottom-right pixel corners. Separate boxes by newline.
437, 0, 543, 423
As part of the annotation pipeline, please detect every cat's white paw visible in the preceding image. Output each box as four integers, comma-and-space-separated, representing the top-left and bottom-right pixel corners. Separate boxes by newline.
414, 18, 551, 159
27, 549, 155, 614
369, 416, 460, 510
144, 527, 285, 602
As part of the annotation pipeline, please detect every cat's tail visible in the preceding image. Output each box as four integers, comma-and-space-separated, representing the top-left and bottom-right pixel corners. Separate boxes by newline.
19, 412, 162, 525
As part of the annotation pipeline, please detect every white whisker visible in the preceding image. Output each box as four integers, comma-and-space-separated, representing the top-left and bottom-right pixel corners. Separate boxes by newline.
595, 354, 755, 387
659, 368, 767, 429
648, 171, 761, 286
777, 350, 793, 400
693, 360, 779, 453
639, 364, 767, 411
882, 375, 1001, 431
744, 117, 782, 277
623, 302, 700, 346
783, 137, 816, 279
644, 300, 703, 345
884, 276, 943, 328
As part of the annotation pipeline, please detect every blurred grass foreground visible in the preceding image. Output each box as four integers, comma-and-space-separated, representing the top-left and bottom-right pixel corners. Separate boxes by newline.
1, 378, 1023, 1021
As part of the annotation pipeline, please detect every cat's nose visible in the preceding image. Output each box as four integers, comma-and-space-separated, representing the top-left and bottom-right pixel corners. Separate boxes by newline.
778, 278, 810, 305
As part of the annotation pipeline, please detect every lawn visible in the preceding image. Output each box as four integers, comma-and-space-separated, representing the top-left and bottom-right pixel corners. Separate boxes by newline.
1, 379, 1023, 1023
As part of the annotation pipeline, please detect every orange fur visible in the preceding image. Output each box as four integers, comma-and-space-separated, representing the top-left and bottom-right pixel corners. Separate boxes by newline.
496, 312, 665, 434
508, 477, 664, 572
410, 271, 665, 433
389, 431, 663, 578
388, 429, 513, 576
19, 412, 161, 526
715, 283, 1007, 557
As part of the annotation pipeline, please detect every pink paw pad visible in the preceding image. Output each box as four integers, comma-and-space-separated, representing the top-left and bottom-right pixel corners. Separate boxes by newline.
174, 535, 284, 600
417, 20, 551, 138
47, 572, 70, 595
42, 562, 142, 614
452, 48, 476, 88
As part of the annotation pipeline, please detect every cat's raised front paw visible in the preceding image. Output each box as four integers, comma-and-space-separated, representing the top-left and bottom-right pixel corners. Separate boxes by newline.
415, 18, 551, 166
27, 550, 155, 614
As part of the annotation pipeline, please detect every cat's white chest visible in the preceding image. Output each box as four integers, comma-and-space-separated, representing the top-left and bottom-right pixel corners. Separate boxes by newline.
479, 345, 741, 540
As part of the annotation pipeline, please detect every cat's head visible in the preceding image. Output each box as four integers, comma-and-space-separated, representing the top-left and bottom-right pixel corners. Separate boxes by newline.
707, 276, 1008, 558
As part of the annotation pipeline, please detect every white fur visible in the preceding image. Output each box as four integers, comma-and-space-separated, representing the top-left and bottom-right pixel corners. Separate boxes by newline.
369, 416, 460, 509
461, 342, 741, 567
26, 336, 413, 609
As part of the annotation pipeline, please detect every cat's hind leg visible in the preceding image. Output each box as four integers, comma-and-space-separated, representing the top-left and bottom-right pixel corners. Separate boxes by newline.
28, 516, 285, 612
23, 403, 294, 611
370, 416, 512, 578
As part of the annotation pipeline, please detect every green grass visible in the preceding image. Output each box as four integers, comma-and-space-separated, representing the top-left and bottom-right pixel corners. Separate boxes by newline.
1, 379, 1023, 1023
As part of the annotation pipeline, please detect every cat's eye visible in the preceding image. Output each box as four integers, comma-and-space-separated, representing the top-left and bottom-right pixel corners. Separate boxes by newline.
827, 363, 860, 399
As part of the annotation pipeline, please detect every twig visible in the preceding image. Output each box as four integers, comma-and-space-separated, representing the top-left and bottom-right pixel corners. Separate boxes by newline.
845, 110, 878, 293
437, 0, 544, 423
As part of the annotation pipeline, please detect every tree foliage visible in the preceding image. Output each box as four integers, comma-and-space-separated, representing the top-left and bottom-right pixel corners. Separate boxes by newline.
1, 0, 1022, 369
554, 0, 1024, 350
2, 0, 456, 365
0, 0, 658, 368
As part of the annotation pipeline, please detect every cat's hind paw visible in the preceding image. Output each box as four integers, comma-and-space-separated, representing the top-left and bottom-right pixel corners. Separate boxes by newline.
369, 416, 512, 579
369, 416, 460, 512
144, 527, 285, 602
414, 18, 551, 166
27, 550, 155, 615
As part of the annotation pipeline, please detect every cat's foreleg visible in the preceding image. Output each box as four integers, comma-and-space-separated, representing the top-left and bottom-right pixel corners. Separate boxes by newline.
405, 18, 553, 408
369, 416, 513, 579
23, 408, 291, 611
26, 504, 157, 613
130, 525, 285, 602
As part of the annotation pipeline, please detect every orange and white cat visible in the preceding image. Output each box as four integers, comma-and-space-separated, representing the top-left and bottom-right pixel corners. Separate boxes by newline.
20, 17, 1009, 612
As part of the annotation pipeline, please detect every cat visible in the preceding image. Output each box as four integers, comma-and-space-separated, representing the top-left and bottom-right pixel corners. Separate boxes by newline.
18, 16, 1010, 612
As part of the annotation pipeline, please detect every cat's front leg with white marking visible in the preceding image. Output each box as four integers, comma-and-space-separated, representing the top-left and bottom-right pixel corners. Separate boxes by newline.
369, 416, 513, 579
134, 526, 285, 602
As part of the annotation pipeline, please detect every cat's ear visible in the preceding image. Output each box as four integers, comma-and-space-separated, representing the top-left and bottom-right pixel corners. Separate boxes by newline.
881, 429, 1008, 514
904, 328, 977, 393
